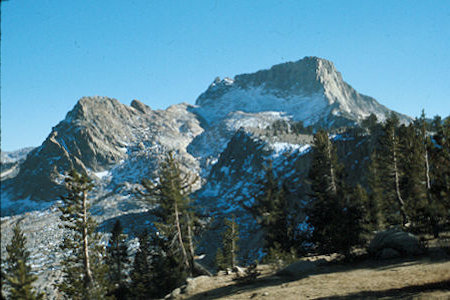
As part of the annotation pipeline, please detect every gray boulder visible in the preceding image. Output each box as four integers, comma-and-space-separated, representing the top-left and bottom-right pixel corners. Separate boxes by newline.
183, 275, 210, 295
276, 260, 317, 277
379, 248, 401, 259
368, 228, 423, 258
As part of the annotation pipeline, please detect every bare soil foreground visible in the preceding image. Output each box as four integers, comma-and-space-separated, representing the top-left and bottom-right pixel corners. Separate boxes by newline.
175, 256, 450, 300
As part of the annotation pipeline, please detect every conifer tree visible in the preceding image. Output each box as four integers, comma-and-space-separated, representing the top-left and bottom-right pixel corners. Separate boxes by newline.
4, 222, 43, 300
1, 269, 6, 300
307, 130, 342, 254
147, 233, 187, 298
141, 152, 198, 278
56, 169, 110, 300
106, 220, 130, 299
399, 123, 427, 226
367, 151, 384, 230
377, 114, 409, 226
307, 130, 365, 256
216, 215, 239, 270
429, 115, 450, 235
415, 112, 447, 236
339, 184, 368, 253
130, 230, 153, 299
397, 112, 445, 234
247, 162, 297, 254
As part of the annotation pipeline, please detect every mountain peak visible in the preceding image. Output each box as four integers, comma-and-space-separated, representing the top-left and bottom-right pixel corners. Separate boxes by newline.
234, 56, 341, 93
196, 56, 342, 107
194, 56, 409, 126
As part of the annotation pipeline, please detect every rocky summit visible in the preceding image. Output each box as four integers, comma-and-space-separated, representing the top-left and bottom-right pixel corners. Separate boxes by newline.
1, 56, 410, 295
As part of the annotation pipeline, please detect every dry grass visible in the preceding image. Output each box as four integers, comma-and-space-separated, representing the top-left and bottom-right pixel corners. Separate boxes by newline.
176, 257, 450, 300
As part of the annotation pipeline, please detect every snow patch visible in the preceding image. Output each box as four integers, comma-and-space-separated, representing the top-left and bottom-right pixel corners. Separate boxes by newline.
195, 86, 328, 126
94, 170, 110, 179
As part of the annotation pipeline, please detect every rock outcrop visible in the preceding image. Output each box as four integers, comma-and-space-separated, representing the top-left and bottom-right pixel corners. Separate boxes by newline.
368, 229, 423, 258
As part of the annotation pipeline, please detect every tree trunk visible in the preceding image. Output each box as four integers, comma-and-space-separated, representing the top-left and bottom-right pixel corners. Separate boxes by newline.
327, 135, 337, 195
424, 145, 439, 237
174, 201, 189, 270
186, 214, 195, 275
116, 240, 121, 284
425, 149, 431, 190
392, 132, 408, 226
82, 190, 94, 290
231, 221, 236, 268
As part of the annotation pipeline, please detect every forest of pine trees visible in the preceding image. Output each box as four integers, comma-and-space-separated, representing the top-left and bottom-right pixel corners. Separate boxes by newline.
1, 113, 449, 299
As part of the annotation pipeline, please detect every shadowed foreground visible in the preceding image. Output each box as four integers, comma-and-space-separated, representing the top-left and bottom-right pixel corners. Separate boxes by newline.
178, 257, 450, 300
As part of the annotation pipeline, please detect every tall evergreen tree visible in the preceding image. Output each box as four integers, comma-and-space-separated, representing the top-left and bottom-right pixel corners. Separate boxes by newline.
147, 233, 187, 298
130, 230, 153, 299
216, 215, 239, 270
4, 222, 43, 300
399, 123, 427, 227
56, 169, 109, 300
429, 115, 450, 235
377, 114, 409, 226
307, 130, 342, 254
141, 152, 198, 278
307, 130, 364, 256
106, 220, 130, 299
1, 268, 6, 300
367, 150, 384, 230
246, 162, 297, 254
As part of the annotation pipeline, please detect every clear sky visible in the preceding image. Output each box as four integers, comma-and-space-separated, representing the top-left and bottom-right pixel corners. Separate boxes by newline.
2, 0, 449, 151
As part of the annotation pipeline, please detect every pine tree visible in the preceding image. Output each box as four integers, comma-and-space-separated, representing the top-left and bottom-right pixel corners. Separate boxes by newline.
4, 222, 44, 300
147, 233, 187, 298
216, 215, 239, 270
429, 115, 450, 235
106, 220, 130, 299
367, 150, 384, 230
377, 114, 409, 226
307, 130, 365, 256
307, 130, 342, 254
399, 123, 427, 228
339, 184, 367, 254
141, 152, 198, 281
130, 230, 153, 299
246, 162, 297, 255
1, 268, 6, 300
56, 169, 110, 300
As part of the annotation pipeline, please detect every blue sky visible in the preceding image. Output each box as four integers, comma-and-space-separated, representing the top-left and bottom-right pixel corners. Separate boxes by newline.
2, 0, 450, 151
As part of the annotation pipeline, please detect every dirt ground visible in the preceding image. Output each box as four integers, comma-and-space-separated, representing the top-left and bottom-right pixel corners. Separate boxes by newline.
175, 255, 450, 300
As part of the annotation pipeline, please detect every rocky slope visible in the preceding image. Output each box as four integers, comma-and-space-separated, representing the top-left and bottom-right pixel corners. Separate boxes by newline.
194, 56, 409, 128
1, 97, 203, 209
1, 147, 34, 180
1, 56, 412, 295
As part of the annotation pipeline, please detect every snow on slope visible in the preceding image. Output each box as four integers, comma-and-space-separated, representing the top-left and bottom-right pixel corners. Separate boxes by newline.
194, 85, 329, 126
194, 57, 410, 129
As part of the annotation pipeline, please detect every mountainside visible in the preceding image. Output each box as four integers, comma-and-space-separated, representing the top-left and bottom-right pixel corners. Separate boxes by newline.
1, 56, 413, 296
2, 97, 203, 207
194, 56, 409, 128
1, 147, 34, 180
